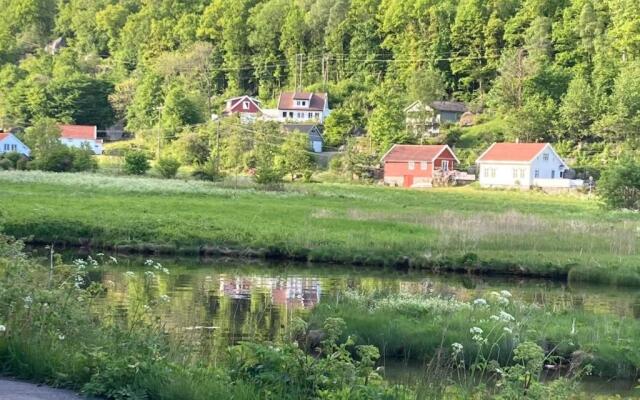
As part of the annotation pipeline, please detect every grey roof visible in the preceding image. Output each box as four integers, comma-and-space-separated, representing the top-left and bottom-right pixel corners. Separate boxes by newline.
430, 101, 467, 113
282, 124, 323, 142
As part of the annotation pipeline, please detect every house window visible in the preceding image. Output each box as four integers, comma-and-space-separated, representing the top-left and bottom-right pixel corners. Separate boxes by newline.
420, 161, 428, 170
543, 153, 549, 161
483, 167, 489, 178
302, 101, 306, 106
315, 113, 319, 118
296, 100, 300, 106
3, 144, 8, 151
442, 160, 449, 171
519, 169, 525, 179
534, 169, 539, 178
491, 168, 496, 178
242, 101, 250, 110
512, 168, 518, 179
282, 112, 287, 118
408, 161, 415, 170
11, 144, 16, 151
289, 112, 294, 118
551, 170, 555, 178
308, 112, 313, 118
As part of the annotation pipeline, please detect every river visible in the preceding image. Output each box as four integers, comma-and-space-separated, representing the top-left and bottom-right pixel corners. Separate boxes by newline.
42, 252, 640, 396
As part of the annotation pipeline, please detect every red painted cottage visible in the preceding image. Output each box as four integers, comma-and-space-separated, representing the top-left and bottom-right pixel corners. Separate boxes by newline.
381, 144, 459, 187
222, 96, 263, 121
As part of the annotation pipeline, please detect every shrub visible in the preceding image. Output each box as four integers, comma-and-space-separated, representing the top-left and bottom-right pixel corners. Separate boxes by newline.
0, 159, 12, 170
598, 157, 640, 210
70, 148, 98, 172
191, 160, 223, 181
156, 157, 181, 179
123, 150, 150, 175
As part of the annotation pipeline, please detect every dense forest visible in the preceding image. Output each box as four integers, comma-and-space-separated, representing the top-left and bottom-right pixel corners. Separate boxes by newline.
1, 0, 639, 170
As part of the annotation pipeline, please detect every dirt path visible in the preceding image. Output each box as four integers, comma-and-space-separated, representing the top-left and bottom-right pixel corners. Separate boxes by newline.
0, 379, 86, 400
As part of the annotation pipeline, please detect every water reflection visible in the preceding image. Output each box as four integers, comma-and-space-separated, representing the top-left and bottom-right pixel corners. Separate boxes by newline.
63, 254, 640, 349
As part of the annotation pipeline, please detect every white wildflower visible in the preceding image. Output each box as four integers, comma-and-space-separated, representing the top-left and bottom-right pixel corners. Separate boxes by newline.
124, 271, 136, 278
145, 259, 154, 266
109, 256, 118, 264
162, 268, 170, 275
24, 295, 33, 309
470, 327, 483, 335
490, 315, 500, 321
499, 311, 515, 322
96, 253, 104, 257
58, 334, 65, 340
473, 298, 487, 306
159, 295, 171, 303
0, 325, 6, 332
143, 305, 151, 311
144, 271, 156, 279
500, 290, 512, 298
503, 327, 513, 334
451, 342, 464, 354
154, 263, 162, 270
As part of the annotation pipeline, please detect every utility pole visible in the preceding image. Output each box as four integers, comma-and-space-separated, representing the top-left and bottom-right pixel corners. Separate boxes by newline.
215, 119, 221, 175
296, 53, 304, 91
322, 54, 330, 91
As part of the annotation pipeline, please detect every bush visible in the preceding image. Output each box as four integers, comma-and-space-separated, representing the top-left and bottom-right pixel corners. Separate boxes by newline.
0, 159, 12, 170
123, 150, 150, 175
598, 157, 640, 210
156, 157, 181, 179
191, 160, 224, 181
70, 148, 98, 172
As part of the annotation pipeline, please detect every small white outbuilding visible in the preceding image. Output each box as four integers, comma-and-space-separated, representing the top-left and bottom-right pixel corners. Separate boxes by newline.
476, 142, 574, 189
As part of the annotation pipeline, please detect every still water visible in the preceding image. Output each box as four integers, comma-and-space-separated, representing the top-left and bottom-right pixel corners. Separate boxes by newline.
44, 252, 640, 395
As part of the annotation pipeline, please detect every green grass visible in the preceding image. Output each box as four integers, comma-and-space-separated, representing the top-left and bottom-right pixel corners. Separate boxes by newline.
308, 291, 640, 379
1, 170, 639, 286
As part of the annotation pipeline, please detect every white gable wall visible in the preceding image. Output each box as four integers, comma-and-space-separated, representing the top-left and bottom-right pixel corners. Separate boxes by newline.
478, 145, 566, 188
60, 138, 103, 154
0, 135, 31, 156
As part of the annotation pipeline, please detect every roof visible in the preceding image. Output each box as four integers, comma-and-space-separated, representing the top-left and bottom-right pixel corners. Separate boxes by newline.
278, 92, 327, 111
403, 100, 467, 113
0, 133, 9, 142
282, 124, 323, 141
476, 143, 549, 163
430, 101, 467, 113
59, 125, 97, 140
224, 95, 263, 114
381, 144, 459, 163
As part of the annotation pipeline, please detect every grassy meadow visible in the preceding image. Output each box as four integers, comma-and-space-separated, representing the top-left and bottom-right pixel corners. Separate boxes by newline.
1, 170, 639, 286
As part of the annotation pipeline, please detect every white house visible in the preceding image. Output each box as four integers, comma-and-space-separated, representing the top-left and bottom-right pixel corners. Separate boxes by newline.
476, 143, 574, 189
404, 100, 467, 136
273, 92, 330, 123
0, 132, 30, 156
59, 125, 103, 154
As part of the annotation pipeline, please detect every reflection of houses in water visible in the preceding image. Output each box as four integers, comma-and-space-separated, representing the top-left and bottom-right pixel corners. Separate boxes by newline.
217, 275, 321, 310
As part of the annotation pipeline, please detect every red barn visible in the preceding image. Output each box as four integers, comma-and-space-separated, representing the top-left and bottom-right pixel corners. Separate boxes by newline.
381, 144, 459, 188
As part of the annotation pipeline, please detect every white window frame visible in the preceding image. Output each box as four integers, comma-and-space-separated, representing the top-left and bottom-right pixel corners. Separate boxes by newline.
543, 153, 549, 161
408, 161, 415, 171
420, 161, 428, 170
242, 101, 250, 110
442, 160, 449, 171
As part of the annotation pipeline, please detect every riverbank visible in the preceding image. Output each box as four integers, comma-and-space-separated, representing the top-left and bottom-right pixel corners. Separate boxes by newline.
1, 171, 640, 286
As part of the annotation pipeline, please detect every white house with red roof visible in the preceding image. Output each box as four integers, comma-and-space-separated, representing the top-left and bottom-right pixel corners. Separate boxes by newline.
59, 124, 103, 154
0, 132, 30, 156
476, 142, 569, 188
222, 95, 263, 123
381, 144, 459, 187
274, 92, 330, 123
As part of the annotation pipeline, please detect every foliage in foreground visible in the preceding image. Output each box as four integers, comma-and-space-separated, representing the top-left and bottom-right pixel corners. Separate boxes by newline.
309, 291, 640, 381
0, 234, 407, 399
598, 157, 640, 210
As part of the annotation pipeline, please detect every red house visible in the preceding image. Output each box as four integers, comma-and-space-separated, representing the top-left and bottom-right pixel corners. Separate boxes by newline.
222, 95, 263, 122
381, 144, 459, 188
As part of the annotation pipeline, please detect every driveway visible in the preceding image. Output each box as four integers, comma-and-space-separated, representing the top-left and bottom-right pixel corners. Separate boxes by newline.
0, 379, 85, 400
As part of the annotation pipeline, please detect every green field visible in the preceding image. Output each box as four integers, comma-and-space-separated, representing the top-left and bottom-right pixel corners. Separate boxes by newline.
1, 170, 639, 286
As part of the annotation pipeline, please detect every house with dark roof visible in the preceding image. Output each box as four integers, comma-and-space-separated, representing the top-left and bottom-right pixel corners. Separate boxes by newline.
404, 100, 468, 136
275, 92, 330, 123
282, 124, 323, 153
476, 143, 571, 189
0, 132, 30, 156
381, 144, 459, 188
59, 124, 103, 154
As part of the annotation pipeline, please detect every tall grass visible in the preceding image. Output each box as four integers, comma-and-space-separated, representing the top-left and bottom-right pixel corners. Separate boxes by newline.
309, 291, 640, 380
1, 170, 640, 286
